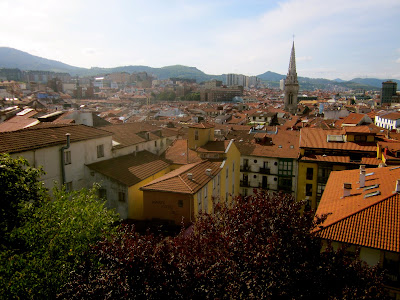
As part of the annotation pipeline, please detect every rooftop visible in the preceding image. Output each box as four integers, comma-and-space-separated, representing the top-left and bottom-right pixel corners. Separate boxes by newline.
315, 166, 400, 252
87, 150, 170, 186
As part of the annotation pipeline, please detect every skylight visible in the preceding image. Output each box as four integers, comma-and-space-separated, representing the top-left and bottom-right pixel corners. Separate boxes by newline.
363, 184, 379, 191
364, 191, 381, 199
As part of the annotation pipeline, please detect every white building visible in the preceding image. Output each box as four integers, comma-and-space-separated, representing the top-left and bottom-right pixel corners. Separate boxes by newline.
374, 111, 400, 130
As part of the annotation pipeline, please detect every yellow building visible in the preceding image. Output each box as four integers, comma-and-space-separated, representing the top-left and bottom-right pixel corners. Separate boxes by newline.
297, 126, 381, 210
141, 160, 223, 225
86, 151, 171, 219
141, 122, 241, 224
188, 122, 215, 150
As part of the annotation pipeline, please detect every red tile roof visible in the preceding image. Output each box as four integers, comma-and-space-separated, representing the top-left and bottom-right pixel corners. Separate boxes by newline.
341, 113, 366, 125
163, 139, 202, 165
300, 128, 376, 152
196, 140, 231, 153
141, 160, 221, 194
300, 155, 380, 166
188, 122, 214, 129
233, 130, 300, 159
315, 166, 400, 252
87, 151, 170, 186
0, 124, 112, 154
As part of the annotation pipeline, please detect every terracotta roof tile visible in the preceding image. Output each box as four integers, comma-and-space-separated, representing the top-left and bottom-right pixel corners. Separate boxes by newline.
341, 113, 366, 125
196, 141, 231, 153
188, 122, 214, 129
233, 130, 300, 159
315, 166, 400, 252
163, 139, 202, 165
87, 151, 170, 186
300, 128, 376, 152
141, 160, 221, 194
0, 124, 112, 154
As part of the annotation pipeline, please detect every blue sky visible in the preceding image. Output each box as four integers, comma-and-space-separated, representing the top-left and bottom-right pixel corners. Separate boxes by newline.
1, 0, 399, 80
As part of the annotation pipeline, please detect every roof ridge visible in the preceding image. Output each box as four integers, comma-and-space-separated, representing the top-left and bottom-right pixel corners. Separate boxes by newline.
316, 192, 397, 232
178, 174, 194, 193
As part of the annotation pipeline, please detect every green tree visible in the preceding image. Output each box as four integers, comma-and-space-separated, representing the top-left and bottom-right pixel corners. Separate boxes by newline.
0, 155, 119, 299
0, 153, 46, 245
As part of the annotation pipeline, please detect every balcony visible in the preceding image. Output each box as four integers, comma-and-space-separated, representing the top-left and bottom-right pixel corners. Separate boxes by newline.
240, 165, 250, 172
259, 167, 270, 175
240, 180, 251, 187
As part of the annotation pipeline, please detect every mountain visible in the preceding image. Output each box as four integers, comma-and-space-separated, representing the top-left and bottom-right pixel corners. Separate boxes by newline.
0, 47, 85, 74
0, 47, 397, 91
257, 71, 285, 82
349, 77, 400, 88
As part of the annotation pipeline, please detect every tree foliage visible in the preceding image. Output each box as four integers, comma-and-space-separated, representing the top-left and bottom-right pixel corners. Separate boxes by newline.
61, 191, 388, 299
0, 153, 46, 245
0, 154, 119, 299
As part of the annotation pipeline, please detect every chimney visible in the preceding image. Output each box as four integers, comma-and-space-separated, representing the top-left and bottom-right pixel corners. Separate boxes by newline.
395, 179, 400, 193
187, 173, 193, 180
205, 168, 212, 176
359, 165, 366, 188
343, 183, 352, 197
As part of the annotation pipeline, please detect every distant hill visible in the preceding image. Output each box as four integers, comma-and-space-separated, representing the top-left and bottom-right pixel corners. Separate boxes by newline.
0, 47, 398, 91
0, 47, 85, 74
349, 78, 400, 88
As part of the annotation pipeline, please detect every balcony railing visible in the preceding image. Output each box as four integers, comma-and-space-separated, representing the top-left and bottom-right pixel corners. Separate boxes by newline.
240, 180, 250, 187
259, 167, 270, 175
240, 165, 250, 172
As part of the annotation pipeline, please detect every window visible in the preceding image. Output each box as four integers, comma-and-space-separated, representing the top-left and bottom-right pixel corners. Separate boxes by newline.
195, 130, 199, 140
99, 188, 107, 200
204, 186, 208, 212
306, 184, 313, 196
226, 167, 229, 178
254, 159, 257, 163
65, 181, 72, 192
197, 190, 202, 212
154, 140, 157, 147
178, 199, 183, 208
354, 135, 366, 142
213, 177, 216, 190
306, 168, 314, 180
135, 145, 139, 152
64, 150, 71, 165
278, 160, 293, 176
118, 191, 126, 202
97, 144, 104, 158
232, 162, 235, 173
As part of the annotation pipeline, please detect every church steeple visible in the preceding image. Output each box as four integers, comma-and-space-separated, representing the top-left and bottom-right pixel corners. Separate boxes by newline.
284, 40, 299, 114
286, 41, 298, 84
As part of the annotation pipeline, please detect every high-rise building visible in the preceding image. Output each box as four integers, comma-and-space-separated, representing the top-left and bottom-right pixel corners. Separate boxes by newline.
381, 81, 398, 105
284, 42, 299, 114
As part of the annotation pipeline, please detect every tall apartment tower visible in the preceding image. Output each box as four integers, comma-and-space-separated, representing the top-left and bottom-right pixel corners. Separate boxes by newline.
381, 80, 398, 105
284, 41, 299, 114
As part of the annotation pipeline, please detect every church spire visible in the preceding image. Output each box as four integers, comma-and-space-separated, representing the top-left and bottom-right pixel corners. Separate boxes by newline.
286, 41, 298, 84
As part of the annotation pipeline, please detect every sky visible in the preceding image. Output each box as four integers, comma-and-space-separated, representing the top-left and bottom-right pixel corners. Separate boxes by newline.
0, 0, 399, 80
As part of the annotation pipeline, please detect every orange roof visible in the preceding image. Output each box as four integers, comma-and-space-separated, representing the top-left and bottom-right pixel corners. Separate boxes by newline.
300, 128, 376, 152
163, 139, 202, 165
315, 166, 400, 252
141, 160, 221, 194
234, 130, 300, 159
341, 113, 366, 125
87, 151, 170, 186
0, 124, 112, 154
301, 155, 380, 166
188, 122, 214, 129
196, 140, 231, 153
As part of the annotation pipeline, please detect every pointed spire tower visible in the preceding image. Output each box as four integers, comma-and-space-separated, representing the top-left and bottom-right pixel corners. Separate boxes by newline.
284, 41, 299, 114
